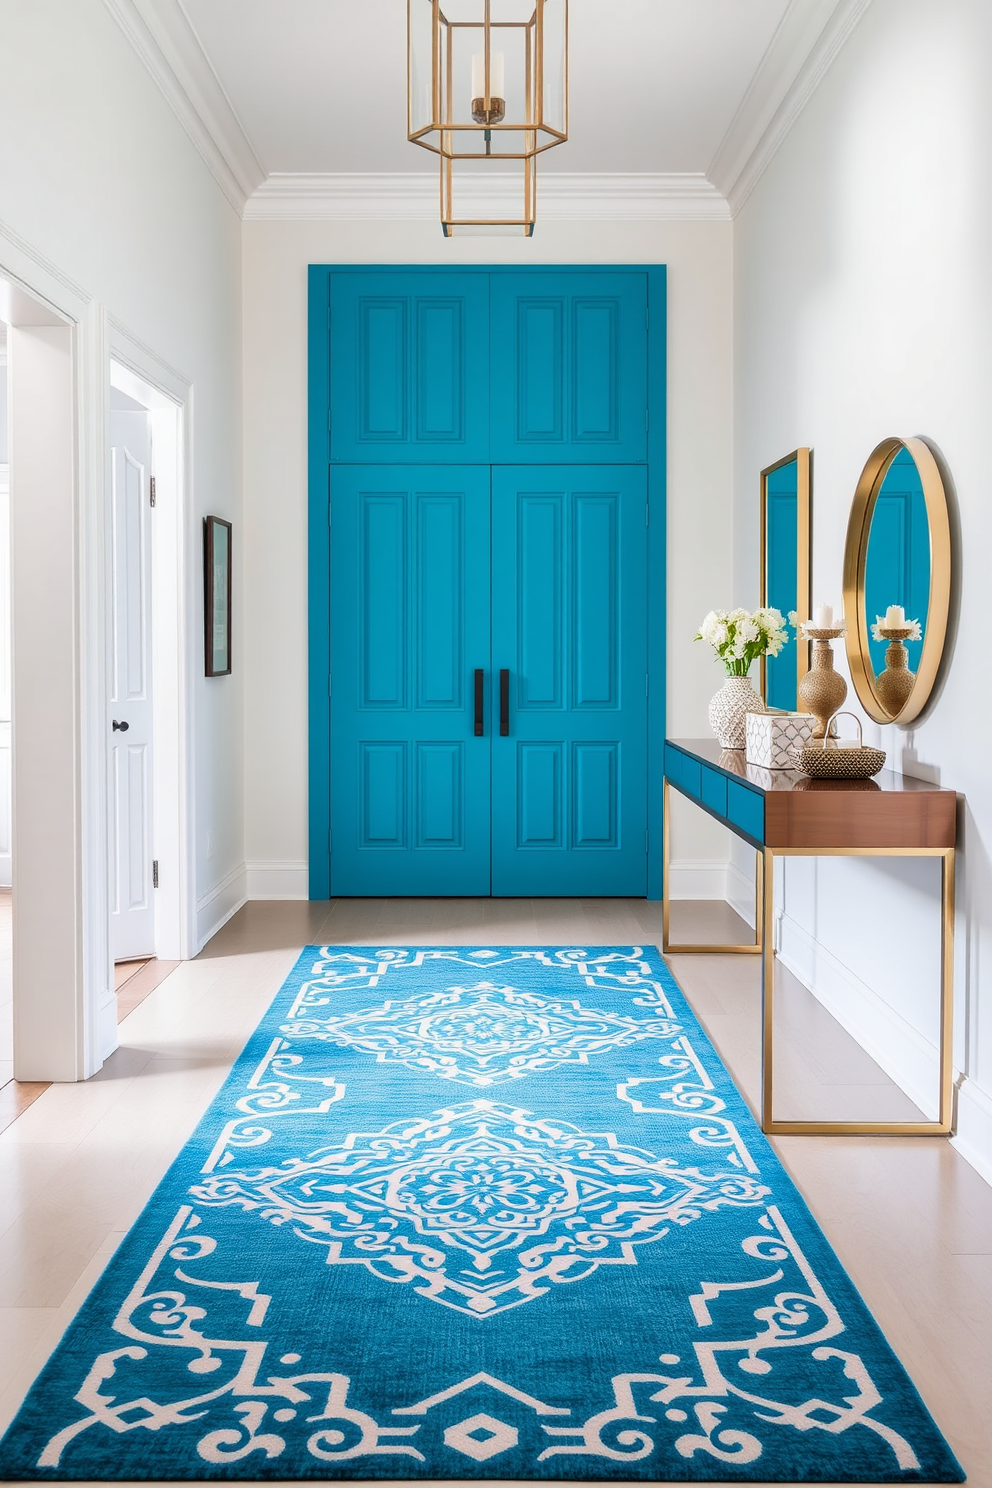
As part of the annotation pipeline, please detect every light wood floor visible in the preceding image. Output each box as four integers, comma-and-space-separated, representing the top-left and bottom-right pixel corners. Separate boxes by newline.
0, 897, 990, 1484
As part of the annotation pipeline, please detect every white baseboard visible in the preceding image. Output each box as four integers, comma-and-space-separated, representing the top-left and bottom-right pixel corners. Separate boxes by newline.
953, 1077, 992, 1190
195, 863, 247, 952
777, 912, 940, 1120
246, 861, 309, 900
97, 989, 119, 1065
667, 859, 728, 900
0, 854, 10, 889
727, 861, 757, 928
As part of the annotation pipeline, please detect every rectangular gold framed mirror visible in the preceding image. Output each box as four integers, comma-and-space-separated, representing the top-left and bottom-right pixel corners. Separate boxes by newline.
760, 449, 811, 710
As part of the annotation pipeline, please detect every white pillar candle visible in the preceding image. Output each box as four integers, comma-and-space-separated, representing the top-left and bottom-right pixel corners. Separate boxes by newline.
884, 604, 906, 627
814, 603, 833, 628
471, 50, 505, 99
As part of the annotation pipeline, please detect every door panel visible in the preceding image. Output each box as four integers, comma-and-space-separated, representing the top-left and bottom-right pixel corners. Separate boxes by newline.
110, 411, 155, 959
491, 467, 647, 895
328, 274, 490, 463
490, 273, 648, 463
330, 466, 491, 895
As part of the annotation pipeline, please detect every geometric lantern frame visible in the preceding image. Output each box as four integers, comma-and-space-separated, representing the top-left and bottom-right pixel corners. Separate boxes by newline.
408, 0, 568, 235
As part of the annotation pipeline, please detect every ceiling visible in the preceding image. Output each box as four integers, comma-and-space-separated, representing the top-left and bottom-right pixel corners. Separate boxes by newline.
116, 0, 860, 212
179, 0, 797, 176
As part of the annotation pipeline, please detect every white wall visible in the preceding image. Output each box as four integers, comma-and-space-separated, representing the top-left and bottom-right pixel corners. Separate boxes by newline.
0, 359, 8, 890
0, 359, 7, 459
734, 0, 992, 1176
241, 218, 735, 900
0, 0, 244, 974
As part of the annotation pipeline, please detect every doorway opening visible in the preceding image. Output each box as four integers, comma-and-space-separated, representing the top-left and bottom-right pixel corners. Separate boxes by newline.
1, 264, 95, 1084
0, 246, 195, 1084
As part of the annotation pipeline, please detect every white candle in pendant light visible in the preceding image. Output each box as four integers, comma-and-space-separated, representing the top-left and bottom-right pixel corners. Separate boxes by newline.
814, 603, 834, 628
884, 604, 906, 626
471, 50, 505, 99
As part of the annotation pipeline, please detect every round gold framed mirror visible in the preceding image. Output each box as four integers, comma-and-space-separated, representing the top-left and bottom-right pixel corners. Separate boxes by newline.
842, 436, 951, 725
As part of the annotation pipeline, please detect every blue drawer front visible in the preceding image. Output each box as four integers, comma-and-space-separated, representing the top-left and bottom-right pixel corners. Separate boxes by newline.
664, 745, 683, 790
701, 766, 728, 819
680, 757, 702, 800
727, 780, 765, 842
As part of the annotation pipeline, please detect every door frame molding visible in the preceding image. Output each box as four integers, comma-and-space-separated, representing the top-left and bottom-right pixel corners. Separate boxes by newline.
1, 226, 115, 1078
308, 263, 667, 900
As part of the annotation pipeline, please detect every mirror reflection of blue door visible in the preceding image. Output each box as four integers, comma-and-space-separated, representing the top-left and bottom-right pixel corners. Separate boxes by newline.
311, 266, 662, 898
865, 448, 930, 675
764, 463, 799, 711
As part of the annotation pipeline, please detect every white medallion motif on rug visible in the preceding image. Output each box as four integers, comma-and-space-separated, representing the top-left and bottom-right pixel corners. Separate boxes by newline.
281, 982, 681, 1086
192, 1100, 768, 1317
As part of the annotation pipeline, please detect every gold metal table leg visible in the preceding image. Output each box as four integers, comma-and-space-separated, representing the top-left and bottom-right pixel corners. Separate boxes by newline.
760, 846, 955, 1137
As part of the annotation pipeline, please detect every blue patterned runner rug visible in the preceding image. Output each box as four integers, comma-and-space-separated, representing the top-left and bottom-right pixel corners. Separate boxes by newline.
0, 946, 963, 1482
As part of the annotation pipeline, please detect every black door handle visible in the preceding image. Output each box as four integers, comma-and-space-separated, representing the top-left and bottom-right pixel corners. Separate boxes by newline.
112, 719, 130, 732
499, 669, 509, 737
474, 669, 484, 736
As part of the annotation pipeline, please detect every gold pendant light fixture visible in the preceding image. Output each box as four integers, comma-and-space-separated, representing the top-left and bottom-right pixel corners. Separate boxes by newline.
408, 0, 568, 236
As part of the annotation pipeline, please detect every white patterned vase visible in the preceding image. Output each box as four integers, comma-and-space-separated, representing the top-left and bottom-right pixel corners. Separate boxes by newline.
707, 675, 764, 750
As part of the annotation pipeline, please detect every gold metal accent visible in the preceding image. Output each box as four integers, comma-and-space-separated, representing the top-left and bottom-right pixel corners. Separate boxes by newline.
761, 846, 955, 1137
408, 0, 567, 234
440, 155, 536, 237
842, 437, 952, 726
759, 448, 811, 706
873, 627, 916, 715
662, 779, 763, 956
662, 775, 956, 1138
471, 96, 506, 124
797, 628, 847, 739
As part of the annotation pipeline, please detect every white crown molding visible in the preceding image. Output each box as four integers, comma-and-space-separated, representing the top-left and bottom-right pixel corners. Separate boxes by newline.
102, 0, 264, 212
710, 0, 874, 215
244, 172, 731, 223
99, 0, 869, 225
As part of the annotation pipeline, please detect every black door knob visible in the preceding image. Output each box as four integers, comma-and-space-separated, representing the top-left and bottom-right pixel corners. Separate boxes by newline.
112, 719, 130, 732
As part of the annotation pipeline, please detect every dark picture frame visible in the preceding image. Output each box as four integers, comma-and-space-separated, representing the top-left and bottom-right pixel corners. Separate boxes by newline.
204, 515, 232, 676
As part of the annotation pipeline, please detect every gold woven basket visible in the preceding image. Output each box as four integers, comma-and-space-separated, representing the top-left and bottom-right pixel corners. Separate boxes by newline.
792, 711, 886, 780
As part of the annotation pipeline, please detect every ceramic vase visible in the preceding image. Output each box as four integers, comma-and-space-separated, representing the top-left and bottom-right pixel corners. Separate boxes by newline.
707, 675, 764, 750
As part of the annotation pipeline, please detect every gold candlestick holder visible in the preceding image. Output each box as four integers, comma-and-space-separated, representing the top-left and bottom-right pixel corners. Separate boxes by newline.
797, 625, 848, 738
873, 623, 918, 718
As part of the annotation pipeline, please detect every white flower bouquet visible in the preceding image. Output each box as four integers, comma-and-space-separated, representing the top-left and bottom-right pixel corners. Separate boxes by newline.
694, 607, 789, 677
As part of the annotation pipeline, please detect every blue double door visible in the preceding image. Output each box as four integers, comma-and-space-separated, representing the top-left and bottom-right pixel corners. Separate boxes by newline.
314, 267, 659, 897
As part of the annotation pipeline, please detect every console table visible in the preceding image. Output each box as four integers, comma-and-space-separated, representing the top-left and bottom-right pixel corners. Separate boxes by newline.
663, 739, 957, 1137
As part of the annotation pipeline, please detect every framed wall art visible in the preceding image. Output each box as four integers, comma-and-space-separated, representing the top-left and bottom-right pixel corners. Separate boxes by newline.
204, 515, 232, 677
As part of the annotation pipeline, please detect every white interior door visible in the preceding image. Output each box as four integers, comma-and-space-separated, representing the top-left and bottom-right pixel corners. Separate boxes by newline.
110, 408, 155, 960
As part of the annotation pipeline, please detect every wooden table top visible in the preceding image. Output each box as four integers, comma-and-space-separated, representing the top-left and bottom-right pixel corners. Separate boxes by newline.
666, 739, 957, 850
